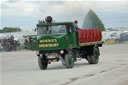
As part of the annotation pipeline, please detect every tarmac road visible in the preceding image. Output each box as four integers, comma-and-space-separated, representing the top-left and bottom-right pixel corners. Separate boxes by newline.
1, 44, 128, 85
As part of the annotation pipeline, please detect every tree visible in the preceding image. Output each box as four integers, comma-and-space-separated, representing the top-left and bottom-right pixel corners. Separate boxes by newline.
107, 28, 118, 31
83, 9, 105, 31
3, 27, 21, 32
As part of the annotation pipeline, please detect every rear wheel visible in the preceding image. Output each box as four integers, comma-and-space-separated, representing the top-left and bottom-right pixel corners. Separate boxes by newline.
87, 46, 100, 64
38, 55, 48, 70
65, 50, 74, 68
91, 46, 99, 64
87, 56, 93, 64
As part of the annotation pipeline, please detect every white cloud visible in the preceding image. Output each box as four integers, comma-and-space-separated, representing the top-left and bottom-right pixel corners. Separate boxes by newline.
37, 1, 91, 16
90, 1, 128, 14
1, 0, 128, 28
1, 0, 128, 16
1, 0, 128, 17
1, 1, 38, 16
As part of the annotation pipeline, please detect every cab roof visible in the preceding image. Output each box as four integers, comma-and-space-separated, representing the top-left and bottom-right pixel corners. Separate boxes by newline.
37, 22, 74, 27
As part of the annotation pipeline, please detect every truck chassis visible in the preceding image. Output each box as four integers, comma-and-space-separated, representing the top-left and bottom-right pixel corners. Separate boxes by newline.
37, 42, 102, 69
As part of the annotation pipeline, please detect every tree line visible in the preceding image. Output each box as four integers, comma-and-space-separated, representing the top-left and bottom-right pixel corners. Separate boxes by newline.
0, 27, 21, 33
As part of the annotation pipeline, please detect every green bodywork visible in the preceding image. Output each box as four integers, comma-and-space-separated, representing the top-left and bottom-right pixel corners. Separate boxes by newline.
36, 22, 103, 51
36, 22, 79, 51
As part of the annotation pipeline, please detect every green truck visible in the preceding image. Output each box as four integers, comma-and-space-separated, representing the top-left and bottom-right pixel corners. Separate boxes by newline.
36, 16, 103, 70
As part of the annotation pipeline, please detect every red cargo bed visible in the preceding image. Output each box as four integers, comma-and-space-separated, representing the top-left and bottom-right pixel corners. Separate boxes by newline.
77, 29, 102, 45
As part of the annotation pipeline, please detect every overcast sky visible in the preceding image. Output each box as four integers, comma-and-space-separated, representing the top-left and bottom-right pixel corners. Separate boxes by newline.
1, 0, 128, 29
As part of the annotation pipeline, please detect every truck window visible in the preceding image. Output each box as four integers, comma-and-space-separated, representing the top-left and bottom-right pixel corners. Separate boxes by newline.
37, 25, 66, 35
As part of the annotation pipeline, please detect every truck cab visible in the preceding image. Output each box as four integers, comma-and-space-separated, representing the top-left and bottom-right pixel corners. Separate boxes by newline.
37, 22, 78, 51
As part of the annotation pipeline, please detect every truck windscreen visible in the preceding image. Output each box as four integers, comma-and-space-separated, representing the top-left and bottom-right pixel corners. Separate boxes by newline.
37, 25, 66, 35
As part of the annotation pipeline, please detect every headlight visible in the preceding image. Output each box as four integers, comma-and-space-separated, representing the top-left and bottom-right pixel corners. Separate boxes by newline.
36, 51, 40, 56
60, 50, 64, 54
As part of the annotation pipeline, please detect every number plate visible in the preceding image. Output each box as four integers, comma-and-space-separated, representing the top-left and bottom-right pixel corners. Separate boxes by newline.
47, 53, 59, 59
47, 56, 57, 59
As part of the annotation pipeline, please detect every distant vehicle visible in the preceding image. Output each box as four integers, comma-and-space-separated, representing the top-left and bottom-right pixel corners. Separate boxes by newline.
110, 32, 117, 37
105, 32, 119, 41
0, 39, 20, 52
36, 16, 103, 70
0, 42, 3, 51
120, 32, 128, 41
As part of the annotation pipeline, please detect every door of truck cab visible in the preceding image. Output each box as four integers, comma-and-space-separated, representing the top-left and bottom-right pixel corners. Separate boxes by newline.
66, 24, 78, 48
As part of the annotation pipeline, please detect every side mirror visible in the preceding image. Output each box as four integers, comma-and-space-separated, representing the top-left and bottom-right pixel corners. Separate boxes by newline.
35, 28, 37, 32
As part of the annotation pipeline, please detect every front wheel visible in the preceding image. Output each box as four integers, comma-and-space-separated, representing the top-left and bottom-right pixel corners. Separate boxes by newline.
65, 50, 74, 68
38, 55, 48, 70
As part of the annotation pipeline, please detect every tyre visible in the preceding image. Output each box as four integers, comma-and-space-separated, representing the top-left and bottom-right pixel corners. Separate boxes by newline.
87, 46, 100, 64
91, 46, 99, 64
38, 55, 48, 70
87, 56, 93, 64
65, 50, 74, 68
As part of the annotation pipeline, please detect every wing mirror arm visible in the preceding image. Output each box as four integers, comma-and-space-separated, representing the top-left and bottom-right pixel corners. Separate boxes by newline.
35, 28, 37, 32
67, 28, 72, 34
